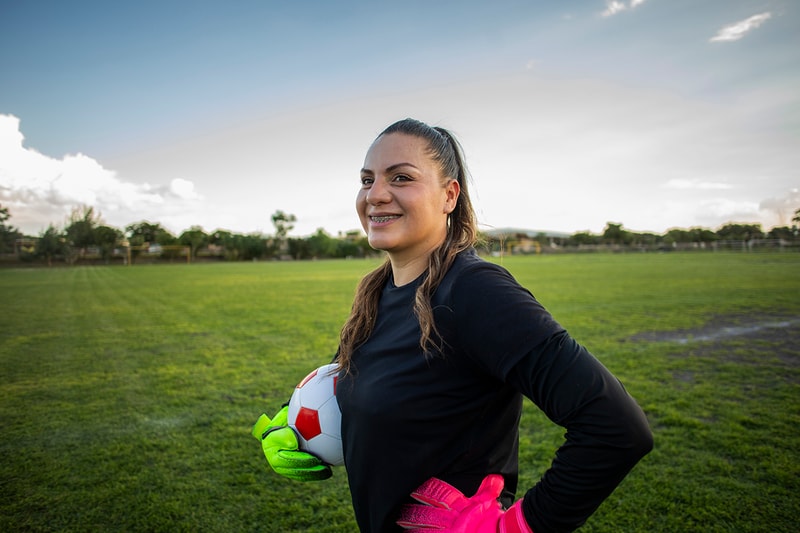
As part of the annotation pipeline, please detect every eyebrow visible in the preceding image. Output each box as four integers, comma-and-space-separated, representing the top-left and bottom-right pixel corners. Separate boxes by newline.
360, 162, 419, 175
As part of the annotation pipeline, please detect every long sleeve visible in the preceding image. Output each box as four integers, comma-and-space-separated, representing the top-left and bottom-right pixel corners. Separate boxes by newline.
506, 331, 653, 532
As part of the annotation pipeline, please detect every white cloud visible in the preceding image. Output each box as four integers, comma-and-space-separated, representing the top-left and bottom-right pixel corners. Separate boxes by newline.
759, 189, 800, 226
602, 1, 626, 17
697, 198, 761, 223
169, 178, 200, 200
663, 179, 734, 190
601, 0, 645, 17
3, 67, 796, 237
710, 12, 771, 42
0, 114, 202, 234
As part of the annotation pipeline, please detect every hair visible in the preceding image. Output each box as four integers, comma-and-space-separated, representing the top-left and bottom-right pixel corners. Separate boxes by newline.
337, 118, 478, 374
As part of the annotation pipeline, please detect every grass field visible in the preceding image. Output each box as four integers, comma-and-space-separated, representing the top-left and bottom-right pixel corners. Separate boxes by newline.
1, 252, 798, 532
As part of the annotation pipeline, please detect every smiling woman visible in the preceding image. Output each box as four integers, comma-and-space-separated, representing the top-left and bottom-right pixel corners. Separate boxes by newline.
254, 118, 653, 533
357, 130, 460, 285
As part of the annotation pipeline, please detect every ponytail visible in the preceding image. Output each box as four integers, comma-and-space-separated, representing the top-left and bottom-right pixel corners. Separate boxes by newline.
337, 119, 478, 374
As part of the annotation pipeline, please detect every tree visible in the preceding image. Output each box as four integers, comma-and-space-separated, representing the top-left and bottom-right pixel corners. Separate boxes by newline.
306, 228, 337, 259
767, 226, 795, 240
689, 227, 718, 244
0, 203, 22, 255
793, 208, 800, 225
64, 205, 104, 260
336, 230, 371, 258
95, 225, 123, 262
716, 223, 763, 241
179, 226, 208, 259
629, 232, 660, 248
568, 231, 600, 246
209, 229, 234, 247
602, 222, 632, 245
287, 237, 309, 260
125, 221, 176, 246
208, 229, 235, 259
237, 233, 268, 260
271, 210, 297, 253
664, 228, 691, 244
125, 221, 176, 263
35, 225, 66, 266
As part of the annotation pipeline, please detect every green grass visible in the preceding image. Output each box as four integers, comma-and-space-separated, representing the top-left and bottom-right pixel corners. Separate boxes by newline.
1, 252, 798, 532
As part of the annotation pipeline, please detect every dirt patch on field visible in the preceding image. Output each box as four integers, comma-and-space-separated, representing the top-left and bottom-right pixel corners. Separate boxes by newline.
630, 313, 800, 367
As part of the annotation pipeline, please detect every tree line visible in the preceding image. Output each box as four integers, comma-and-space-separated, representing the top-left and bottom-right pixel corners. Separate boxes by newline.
563, 220, 798, 247
1, 204, 798, 265
0, 205, 373, 265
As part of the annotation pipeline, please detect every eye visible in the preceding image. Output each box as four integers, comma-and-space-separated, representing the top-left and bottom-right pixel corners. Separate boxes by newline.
360, 176, 374, 187
392, 174, 412, 182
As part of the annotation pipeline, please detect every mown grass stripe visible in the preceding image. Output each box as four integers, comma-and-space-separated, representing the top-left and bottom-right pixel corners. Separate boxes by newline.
1, 253, 798, 532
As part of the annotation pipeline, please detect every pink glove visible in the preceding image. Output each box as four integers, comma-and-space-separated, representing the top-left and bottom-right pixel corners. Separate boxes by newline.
396, 474, 533, 532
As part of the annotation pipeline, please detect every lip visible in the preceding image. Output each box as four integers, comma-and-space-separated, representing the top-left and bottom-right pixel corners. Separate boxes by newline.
368, 214, 401, 226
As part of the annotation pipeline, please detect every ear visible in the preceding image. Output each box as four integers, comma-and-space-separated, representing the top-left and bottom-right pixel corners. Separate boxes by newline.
443, 179, 460, 214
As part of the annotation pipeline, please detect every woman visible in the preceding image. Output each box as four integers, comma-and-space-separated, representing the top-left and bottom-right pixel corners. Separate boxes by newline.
255, 118, 653, 532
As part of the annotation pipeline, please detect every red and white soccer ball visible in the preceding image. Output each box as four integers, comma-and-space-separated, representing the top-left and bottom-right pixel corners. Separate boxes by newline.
287, 363, 344, 466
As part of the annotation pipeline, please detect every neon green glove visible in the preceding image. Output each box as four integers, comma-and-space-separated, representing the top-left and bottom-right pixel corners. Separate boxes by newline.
252, 406, 332, 482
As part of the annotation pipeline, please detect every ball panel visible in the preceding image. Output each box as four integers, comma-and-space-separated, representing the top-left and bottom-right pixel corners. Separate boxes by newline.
316, 397, 341, 434
306, 433, 343, 467
287, 363, 343, 466
294, 406, 322, 440
297, 382, 331, 409
296, 367, 319, 388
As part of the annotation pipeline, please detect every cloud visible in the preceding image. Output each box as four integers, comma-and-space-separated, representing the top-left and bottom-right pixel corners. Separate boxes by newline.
696, 198, 761, 223
663, 179, 734, 190
710, 12, 771, 42
168, 178, 200, 200
601, 0, 645, 17
0, 114, 202, 234
4, 65, 795, 237
759, 189, 800, 226
601, 1, 626, 17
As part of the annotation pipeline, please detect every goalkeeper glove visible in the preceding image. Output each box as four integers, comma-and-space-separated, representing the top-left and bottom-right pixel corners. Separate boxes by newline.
252, 406, 332, 482
397, 474, 533, 532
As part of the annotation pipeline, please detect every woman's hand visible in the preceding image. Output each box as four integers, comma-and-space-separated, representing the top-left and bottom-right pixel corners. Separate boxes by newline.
252, 406, 332, 481
397, 474, 532, 532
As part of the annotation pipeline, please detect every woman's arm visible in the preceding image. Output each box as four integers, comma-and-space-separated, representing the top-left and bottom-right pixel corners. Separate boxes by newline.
506, 332, 653, 532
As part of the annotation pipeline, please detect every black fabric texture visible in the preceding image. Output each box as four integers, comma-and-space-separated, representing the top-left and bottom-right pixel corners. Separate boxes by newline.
336, 249, 652, 532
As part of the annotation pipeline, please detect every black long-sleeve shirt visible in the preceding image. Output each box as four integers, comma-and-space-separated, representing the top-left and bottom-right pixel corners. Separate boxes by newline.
336, 249, 653, 532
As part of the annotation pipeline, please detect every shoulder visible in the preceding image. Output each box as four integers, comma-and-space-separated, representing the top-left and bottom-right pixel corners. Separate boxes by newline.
436, 249, 523, 301
433, 249, 564, 377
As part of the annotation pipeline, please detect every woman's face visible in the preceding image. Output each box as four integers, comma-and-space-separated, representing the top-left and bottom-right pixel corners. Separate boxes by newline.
357, 133, 459, 262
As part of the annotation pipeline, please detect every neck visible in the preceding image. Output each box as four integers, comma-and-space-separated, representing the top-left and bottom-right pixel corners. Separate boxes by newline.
389, 241, 443, 286
389, 254, 429, 286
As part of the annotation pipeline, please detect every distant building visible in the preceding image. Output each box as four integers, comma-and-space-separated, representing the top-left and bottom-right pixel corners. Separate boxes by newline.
482, 227, 571, 255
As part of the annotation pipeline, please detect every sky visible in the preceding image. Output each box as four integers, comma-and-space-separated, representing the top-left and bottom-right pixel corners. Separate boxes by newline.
1, 0, 798, 238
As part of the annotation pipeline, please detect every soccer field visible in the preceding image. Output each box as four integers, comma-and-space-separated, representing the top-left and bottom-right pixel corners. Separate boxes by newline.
1, 252, 798, 532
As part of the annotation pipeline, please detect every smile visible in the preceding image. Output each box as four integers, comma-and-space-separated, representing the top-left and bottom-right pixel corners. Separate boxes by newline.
370, 215, 400, 223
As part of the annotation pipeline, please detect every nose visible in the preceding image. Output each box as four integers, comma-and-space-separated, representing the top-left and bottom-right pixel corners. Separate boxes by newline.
365, 178, 391, 206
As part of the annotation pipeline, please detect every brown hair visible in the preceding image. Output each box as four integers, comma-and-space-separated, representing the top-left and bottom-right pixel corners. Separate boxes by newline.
337, 118, 478, 373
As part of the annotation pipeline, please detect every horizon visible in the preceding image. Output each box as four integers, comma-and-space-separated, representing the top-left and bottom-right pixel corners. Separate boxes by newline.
6, 208, 788, 242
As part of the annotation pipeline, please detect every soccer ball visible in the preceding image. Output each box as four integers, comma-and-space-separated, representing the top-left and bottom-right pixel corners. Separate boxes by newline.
287, 363, 344, 466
